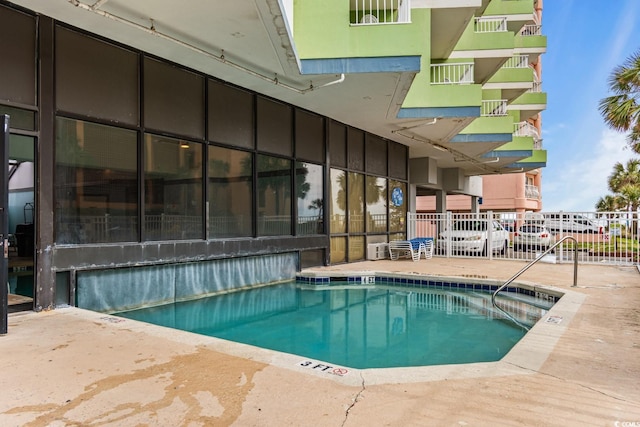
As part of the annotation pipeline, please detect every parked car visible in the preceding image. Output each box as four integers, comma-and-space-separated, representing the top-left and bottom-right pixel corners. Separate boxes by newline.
542, 213, 603, 234
438, 220, 510, 255
513, 224, 553, 251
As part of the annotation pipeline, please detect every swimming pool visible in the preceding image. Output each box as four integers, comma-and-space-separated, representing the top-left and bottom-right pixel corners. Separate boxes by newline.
114, 280, 553, 369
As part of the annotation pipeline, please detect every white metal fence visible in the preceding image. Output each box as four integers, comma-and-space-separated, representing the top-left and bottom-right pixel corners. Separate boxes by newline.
351, 0, 411, 25
408, 211, 639, 266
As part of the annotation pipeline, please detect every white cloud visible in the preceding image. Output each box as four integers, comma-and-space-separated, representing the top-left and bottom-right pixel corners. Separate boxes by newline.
543, 129, 637, 212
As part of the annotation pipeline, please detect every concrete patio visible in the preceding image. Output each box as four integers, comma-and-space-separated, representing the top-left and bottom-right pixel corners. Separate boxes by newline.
1, 258, 639, 426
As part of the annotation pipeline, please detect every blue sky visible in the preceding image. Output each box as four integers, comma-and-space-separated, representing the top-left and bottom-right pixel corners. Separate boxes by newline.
540, 0, 640, 212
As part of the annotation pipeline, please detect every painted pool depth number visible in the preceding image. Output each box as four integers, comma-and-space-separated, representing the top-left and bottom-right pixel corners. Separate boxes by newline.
299, 361, 349, 376
361, 275, 375, 284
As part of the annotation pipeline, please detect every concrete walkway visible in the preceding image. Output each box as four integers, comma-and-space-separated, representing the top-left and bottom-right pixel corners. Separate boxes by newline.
1, 258, 639, 426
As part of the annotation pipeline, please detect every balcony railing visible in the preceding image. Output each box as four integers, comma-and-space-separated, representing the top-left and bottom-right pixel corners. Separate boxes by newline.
481, 100, 508, 116
431, 63, 474, 85
474, 16, 507, 33
525, 184, 540, 199
503, 54, 529, 69
520, 24, 542, 36
351, 0, 411, 25
514, 121, 542, 148
528, 80, 542, 93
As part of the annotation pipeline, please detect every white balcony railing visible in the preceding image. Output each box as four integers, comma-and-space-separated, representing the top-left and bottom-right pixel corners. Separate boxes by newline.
351, 0, 411, 25
481, 100, 508, 117
528, 80, 542, 93
431, 63, 474, 85
525, 184, 540, 199
514, 121, 542, 148
520, 24, 542, 36
503, 54, 529, 69
474, 16, 507, 33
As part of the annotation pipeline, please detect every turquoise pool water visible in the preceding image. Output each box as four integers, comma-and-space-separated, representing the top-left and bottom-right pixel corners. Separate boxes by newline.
114, 282, 543, 369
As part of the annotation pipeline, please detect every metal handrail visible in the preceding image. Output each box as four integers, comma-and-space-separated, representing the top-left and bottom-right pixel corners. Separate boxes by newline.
491, 236, 578, 326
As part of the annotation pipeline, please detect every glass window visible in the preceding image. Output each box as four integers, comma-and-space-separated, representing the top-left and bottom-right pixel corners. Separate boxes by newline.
329, 169, 346, 234
256, 97, 292, 156
0, 6, 36, 105
366, 176, 387, 233
144, 57, 204, 139
208, 80, 254, 149
56, 27, 139, 125
55, 117, 138, 244
348, 236, 365, 261
389, 180, 407, 233
295, 110, 324, 163
257, 155, 291, 236
208, 146, 252, 238
0, 105, 35, 131
348, 172, 365, 233
330, 236, 346, 264
144, 134, 203, 240
296, 162, 323, 235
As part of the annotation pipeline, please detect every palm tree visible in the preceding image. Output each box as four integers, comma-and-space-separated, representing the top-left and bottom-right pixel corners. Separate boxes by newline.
598, 49, 640, 153
595, 194, 623, 212
608, 159, 640, 212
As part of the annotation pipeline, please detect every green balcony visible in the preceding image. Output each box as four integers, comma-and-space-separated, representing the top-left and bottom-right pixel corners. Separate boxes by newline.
484, 0, 536, 33
294, 2, 428, 74
510, 88, 547, 120
484, 58, 534, 101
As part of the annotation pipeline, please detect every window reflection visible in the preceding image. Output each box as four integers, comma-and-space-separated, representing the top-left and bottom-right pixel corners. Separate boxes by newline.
257, 154, 291, 236
296, 162, 323, 235
348, 172, 364, 233
144, 134, 203, 240
55, 117, 138, 244
366, 176, 387, 233
208, 146, 252, 237
329, 169, 346, 234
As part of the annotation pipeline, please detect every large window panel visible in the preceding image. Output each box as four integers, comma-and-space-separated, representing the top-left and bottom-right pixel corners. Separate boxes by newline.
329, 121, 346, 168
208, 146, 252, 237
208, 80, 254, 149
144, 134, 203, 240
347, 128, 364, 171
55, 118, 138, 244
296, 162, 323, 235
257, 155, 291, 236
329, 169, 346, 234
295, 110, 324, 163
256, 97, 292, 156
389, 180, 407, 233
348, 172, 365, 233
0, 5, 36, 105
389, 142, 408, 180
365, 134, 387, 175
56, 27, 139, 125
366, 176, 387, 233
144, 57, 204, 139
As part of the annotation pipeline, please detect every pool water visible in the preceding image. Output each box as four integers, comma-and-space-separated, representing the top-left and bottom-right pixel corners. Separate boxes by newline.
114, 282, 544, 369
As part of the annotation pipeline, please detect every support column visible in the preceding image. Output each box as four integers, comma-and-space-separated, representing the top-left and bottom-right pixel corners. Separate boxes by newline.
435, 190, 447, 213
35, 17, 56, 311
470, 196, 480, 213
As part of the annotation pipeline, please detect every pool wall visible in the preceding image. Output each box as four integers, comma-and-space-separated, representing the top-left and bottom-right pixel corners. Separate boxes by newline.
77, 253, 298, 312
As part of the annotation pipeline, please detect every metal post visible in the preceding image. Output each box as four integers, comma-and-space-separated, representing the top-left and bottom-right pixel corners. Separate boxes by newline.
1, 114, 10, 335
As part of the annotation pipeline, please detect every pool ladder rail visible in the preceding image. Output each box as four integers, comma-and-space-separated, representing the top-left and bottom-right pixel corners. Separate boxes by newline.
491, 236, 578, 330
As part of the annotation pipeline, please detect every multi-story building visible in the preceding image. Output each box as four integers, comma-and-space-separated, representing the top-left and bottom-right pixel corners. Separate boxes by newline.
417, 0, 546, 215
0, 0, 546, 315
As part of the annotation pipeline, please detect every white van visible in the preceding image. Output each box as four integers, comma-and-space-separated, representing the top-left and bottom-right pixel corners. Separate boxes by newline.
542, 213, 603, 234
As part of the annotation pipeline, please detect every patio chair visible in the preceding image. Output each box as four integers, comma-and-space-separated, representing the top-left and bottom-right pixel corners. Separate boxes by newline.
389, 240, 422, 262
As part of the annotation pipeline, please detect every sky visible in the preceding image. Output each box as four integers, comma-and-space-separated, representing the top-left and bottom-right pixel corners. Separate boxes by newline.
540, 0, 640, 212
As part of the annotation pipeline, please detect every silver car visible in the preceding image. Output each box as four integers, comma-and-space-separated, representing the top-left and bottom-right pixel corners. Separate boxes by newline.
513, 224, 553, 251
